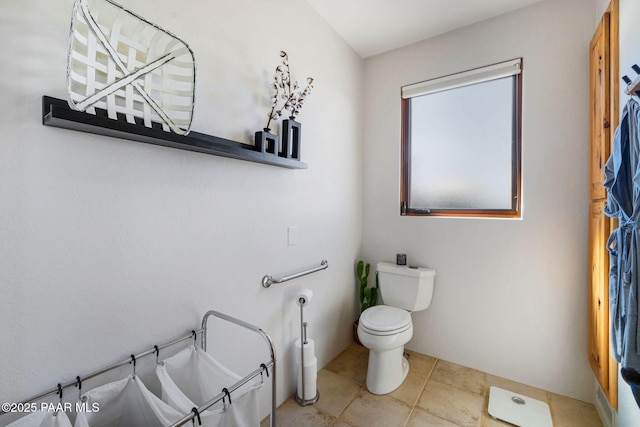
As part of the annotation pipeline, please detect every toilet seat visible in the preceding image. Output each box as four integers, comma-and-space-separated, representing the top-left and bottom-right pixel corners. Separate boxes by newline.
360, 305, 411, 336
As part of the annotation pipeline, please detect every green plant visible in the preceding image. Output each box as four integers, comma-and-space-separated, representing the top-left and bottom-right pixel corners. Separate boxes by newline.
355, 260, 379, 313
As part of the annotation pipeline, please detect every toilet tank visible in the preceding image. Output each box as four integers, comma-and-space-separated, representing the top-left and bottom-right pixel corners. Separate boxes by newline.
377, 262, 436, 312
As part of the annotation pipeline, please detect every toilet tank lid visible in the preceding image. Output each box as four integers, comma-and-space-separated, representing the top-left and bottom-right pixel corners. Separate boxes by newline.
377, 261, 435, 277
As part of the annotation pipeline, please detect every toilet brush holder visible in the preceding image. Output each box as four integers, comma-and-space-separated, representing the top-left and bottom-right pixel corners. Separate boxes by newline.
295, 300, 319, 406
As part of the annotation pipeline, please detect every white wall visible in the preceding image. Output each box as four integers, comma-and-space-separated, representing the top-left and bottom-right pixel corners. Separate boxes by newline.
614, 1, 640, 425
0, 0, 363, 422
362, 0, 597, 402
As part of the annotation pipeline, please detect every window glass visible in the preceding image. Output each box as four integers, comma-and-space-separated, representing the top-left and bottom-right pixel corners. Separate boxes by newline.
401, 60, 521, 217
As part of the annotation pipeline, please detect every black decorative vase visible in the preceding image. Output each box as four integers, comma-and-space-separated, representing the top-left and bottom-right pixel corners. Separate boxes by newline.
255, 128, 279, 154
281, 117, 301, 160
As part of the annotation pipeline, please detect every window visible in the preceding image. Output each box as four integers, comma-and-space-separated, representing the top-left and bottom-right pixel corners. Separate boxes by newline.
401, 58, 522, 218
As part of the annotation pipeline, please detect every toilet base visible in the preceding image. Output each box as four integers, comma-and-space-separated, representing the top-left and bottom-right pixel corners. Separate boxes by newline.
365, 346, 409, 394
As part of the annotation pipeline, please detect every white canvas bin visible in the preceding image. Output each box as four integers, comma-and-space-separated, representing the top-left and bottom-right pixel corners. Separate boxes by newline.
74, 375, 182, 427
156, 345, 262, 427
6, 410, 72, 427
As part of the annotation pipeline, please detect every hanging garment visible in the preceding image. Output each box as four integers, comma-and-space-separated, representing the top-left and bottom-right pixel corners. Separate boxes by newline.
604, 98, 640, 405
5, 410, 72, 427
74, 375, 182, 427
156, 345, 262, 427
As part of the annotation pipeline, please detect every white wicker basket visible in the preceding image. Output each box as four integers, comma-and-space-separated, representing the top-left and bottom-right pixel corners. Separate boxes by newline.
67, 0, 196, 135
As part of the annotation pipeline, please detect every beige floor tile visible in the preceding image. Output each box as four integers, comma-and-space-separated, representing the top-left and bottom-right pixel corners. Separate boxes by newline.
407, 407, 462, 426
268, 346, 605, 427
418, 380, 484, 427
486, 375, 549, 403
324, 343, 369, 386
339, 390, 413, 427
264, 396, 336, 427
405, 350, 438, 377
389, 368, 429, 406
431, 360, 487, 396
548, 393, 602, 427
388, 350, 437, 405
315, 369, 362, 417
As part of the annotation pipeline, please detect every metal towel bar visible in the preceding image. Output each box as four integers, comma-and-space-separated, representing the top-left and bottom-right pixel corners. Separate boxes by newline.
262, 259, 328, 288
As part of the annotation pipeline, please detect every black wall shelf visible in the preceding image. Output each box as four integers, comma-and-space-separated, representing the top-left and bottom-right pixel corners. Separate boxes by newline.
42, 96, 307, 169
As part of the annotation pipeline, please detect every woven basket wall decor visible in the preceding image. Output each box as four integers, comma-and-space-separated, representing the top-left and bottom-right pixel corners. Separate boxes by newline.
67, 0, 196, 135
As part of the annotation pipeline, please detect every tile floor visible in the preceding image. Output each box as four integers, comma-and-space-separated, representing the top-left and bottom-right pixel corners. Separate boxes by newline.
262, 343, 603, 427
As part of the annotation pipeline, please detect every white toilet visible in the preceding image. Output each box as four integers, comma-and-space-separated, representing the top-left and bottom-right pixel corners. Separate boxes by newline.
357, 261, 436, 394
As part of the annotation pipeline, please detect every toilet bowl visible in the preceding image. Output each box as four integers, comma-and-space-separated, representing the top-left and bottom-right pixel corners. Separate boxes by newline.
357, 262, 435, 395
357, 305, 413, 394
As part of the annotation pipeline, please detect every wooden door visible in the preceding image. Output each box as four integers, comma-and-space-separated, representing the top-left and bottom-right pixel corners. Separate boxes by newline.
590, 13, 610, 200
588, 201, 610, 387
588, 0, 618, 408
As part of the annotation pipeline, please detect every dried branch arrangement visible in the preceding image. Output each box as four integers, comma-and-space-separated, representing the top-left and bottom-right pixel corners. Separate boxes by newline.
265, 51, 314, 130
